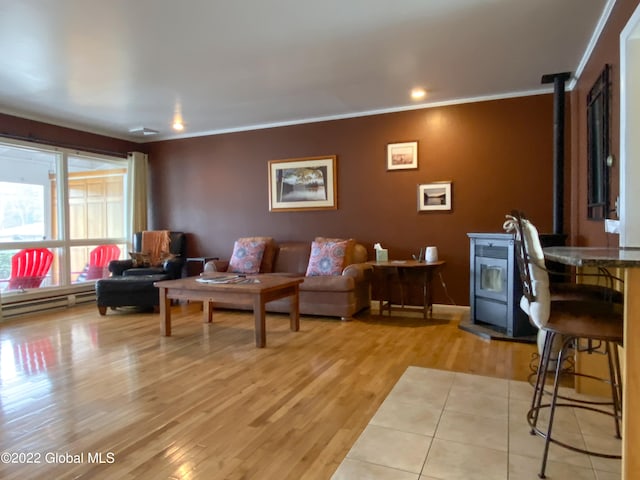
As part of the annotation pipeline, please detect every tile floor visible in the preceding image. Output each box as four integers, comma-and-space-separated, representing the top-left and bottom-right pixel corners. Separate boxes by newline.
332, 366, 621, 480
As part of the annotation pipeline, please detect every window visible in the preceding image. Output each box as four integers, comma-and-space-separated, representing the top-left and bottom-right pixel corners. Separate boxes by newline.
0, 140, 129, 294
0, 181, 45, 241
587, 64, 611, 220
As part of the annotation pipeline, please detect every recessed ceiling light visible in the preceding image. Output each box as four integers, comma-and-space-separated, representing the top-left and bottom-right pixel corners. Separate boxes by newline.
411, 87, 426, 100
172, 100, 185, 132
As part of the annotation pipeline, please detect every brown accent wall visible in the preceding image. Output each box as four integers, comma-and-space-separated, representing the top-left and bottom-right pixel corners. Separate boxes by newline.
0, 112, 140, 157
148, 95, 557, 306
570, 0, 640, 246
2, 0, 638, 307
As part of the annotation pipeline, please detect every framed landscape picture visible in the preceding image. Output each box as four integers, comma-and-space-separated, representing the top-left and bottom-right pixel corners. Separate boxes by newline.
418, 181, 452, 211
268, 155, 337, 212
387, 141, 418, 170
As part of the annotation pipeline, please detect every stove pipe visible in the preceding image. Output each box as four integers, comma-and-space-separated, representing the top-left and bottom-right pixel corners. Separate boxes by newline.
541, 72, 571, 235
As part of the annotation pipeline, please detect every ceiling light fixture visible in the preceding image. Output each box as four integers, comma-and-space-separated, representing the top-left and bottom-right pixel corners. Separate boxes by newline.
128, 127, 159, 136
172, 99, 185, 132
411, 87, 426, 100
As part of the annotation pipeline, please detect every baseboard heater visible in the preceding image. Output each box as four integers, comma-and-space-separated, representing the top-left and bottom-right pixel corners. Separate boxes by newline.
0, 289, 96, 319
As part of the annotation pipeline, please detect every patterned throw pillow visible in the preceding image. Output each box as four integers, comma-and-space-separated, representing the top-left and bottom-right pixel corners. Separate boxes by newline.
305, 240, 348, 276
158, 251, 178, 265
129, 251, 151, 267
314, 236, 356, 268
237, 236, 276, 273
228, 239, 267, 274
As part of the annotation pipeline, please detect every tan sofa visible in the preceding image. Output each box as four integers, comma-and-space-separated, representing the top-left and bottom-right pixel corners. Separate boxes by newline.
203, 240, 372, 320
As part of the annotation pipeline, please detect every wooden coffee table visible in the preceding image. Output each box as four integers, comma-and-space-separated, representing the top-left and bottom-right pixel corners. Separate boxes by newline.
154, 275, 303, 347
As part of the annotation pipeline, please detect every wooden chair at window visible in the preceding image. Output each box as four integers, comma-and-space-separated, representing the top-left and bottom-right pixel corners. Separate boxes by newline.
2, 248, 54, 291
504, 211, 623, 479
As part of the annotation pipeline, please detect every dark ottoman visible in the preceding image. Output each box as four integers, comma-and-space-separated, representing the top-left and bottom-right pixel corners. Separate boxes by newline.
96, 274, 169, 315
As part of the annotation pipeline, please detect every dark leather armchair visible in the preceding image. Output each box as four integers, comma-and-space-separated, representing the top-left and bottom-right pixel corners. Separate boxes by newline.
108, 231, 186, 280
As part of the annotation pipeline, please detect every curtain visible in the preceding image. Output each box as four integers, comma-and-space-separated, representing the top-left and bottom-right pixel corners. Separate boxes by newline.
127, 152, 148, 241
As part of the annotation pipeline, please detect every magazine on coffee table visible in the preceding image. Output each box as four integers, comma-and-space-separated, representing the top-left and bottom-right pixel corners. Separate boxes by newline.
196, 274, 259, 284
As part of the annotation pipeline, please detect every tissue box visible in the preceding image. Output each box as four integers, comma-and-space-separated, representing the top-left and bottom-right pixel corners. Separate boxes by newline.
376, 249, 388, 262
605, 219, 620, 234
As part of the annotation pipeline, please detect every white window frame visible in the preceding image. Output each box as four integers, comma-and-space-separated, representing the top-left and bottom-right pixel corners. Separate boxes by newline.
0, 137, 129, 301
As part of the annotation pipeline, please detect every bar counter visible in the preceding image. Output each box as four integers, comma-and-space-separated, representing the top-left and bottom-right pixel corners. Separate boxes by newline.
543, 246, 640, 480
543, 246, 640, 268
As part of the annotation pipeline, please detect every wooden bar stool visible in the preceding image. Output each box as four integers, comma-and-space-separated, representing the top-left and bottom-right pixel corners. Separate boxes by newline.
504, 212, 623, 479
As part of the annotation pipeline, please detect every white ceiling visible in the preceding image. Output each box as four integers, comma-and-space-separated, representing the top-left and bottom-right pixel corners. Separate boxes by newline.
0, 0, 612, 142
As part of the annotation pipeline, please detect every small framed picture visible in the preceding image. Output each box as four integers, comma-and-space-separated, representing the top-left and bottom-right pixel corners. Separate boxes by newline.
418, 182, 452, 211
387, 141, 418, 170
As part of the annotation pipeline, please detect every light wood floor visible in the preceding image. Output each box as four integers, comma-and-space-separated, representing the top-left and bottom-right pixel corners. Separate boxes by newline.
0, 302, 536, 479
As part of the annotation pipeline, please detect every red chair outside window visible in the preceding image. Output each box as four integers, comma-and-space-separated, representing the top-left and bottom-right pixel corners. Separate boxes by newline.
5, 248, 54, 291
77, 245, 121, 281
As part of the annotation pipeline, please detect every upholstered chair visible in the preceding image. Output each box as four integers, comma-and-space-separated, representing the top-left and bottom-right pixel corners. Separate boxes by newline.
108, 231, 186, 280
95, 231, 186, 315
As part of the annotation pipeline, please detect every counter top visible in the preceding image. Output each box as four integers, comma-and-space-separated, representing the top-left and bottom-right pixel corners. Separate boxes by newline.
544, 244, 640, 479
543, 246, 640, 268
